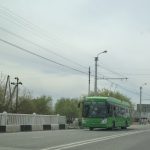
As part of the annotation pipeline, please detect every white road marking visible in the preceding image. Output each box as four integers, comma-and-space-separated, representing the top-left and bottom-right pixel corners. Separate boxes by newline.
32, 137, 42, 139
41, 129, 150, 150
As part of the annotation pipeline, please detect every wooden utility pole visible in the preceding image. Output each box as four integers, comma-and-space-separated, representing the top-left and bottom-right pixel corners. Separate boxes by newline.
11, 77, 22, 113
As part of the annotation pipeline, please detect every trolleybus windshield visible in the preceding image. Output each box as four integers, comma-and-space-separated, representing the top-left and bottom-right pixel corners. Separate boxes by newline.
83, 101, 107, 118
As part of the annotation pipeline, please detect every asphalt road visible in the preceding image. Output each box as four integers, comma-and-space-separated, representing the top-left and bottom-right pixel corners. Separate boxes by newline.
0, 125, 150, 150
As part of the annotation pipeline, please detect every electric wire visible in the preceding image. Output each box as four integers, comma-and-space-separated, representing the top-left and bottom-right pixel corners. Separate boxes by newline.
0, 38, 88, 75
105, 79, 139, 96
99, 63, 127, 78
1, 37, 148, 97
0, 6, 88, 70
1, 37, 139, 97
0, 6, 150, 98
0, 27, 88, 71
0, 6, 128, 80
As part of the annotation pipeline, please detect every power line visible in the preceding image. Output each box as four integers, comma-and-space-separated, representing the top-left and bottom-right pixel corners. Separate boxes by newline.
0, 8, 88, 70
0, 5, 88, 70
98, 77, 128, 80
1, 37, 147, 98
0, 6, 64, 43
0, 6, 61, 43
99, 63, 127, 78
97, 63, 142, 96
143, 99, 150, 101
105, 79, 139, 96
124, 74, 150, 76
1, 37, 135, 96
0, 38, 88, 75
1, 6, 149, 97
0, 27, 88, 71
0, 6, 122, 81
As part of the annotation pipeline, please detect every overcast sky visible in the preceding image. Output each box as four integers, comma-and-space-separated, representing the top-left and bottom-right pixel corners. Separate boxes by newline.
0, 0, 150, 104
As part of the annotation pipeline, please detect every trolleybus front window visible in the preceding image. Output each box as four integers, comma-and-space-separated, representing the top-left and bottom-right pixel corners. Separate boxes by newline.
83, 101, 107, 118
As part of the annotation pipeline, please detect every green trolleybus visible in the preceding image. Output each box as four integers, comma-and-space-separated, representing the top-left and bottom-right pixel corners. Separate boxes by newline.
81, 96, 132, 130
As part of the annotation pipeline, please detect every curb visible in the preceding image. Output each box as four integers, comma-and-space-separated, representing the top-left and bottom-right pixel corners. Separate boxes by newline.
0, 124, 66, 133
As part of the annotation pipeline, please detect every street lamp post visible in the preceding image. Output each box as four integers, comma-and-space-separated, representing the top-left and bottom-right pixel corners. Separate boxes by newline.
139, 86, 142, 120
139, 83, 147, 123
94, 50, 107, 94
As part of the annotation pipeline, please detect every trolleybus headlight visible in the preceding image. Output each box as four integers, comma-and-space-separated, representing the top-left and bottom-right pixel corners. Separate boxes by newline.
101, 118, 107, 124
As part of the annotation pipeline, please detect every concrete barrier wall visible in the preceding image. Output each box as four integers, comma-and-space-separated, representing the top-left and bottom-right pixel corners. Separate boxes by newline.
0, 112, 66, 133
6, 125, 20, 132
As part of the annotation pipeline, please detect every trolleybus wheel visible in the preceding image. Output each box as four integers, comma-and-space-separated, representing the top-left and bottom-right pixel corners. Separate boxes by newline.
89, 127, 94, 131
111, 121, 115, 130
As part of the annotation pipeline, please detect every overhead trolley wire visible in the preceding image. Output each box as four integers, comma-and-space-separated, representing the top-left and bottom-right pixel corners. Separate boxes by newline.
99, 63, 127, 78
105, 79, 139, 96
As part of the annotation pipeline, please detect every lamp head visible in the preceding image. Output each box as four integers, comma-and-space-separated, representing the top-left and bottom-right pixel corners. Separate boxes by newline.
18, 82, 22, 85
97, 50, 108, 57
15, 77, 18, 80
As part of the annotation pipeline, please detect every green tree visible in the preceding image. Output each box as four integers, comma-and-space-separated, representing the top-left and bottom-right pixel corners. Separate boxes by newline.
33, 96, 53, 115
0, 85, 5, 112
0, 74, 53, 114
17, 95, 35, 114
0, 78, 10, 112
55, 98, 80, 123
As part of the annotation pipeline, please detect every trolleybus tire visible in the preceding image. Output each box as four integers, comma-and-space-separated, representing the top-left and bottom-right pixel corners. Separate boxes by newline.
89, 127, 94, 131
121, 121, 128, 129
111, 121, 115, 130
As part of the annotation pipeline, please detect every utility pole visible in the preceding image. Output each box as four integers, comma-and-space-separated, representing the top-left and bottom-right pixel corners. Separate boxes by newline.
94, 57, 98, 94
11, 77, 22, 113
88, 66, 91, 95
140, 86, 142, 120
3, 75, 11, 102
94, 50, 107, 94
10, 85, 17, 111
139, 83, 147, 121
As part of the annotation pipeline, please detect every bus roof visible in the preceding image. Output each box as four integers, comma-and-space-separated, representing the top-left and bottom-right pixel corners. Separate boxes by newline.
85, 96, 131, 107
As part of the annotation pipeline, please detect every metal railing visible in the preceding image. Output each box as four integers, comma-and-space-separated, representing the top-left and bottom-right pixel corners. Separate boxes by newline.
0, 112, 66, 126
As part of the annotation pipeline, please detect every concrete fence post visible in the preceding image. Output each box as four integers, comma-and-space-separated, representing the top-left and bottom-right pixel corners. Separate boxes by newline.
32, 113, 36, 125
1, 111, 7, 126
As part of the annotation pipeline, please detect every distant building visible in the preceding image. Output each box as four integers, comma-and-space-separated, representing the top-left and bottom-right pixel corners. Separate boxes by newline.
137, 104, 150, 119
137, 104, 150, 112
